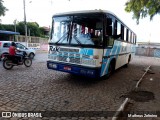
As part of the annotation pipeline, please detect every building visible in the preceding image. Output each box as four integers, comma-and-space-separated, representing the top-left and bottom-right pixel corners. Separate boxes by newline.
0, 30, 20, 41
136, 42, 160, 57
137, 42, 160, 49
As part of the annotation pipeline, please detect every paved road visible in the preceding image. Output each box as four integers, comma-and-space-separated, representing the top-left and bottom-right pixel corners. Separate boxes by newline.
0, 54, 160, 120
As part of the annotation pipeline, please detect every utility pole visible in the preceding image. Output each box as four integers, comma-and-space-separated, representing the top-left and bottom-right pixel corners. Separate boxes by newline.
14, 19, 17, 32
23, 0, 27, 46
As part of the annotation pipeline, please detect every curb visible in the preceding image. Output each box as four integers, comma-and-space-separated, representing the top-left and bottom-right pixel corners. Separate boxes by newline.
36, 50, 48, 53
112, 65, 151, 120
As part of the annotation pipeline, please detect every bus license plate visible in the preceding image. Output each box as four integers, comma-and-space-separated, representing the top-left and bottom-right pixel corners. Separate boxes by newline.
64, 66, 71, 71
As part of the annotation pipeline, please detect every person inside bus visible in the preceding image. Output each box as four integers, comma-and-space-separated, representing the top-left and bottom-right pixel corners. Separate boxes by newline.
90, 29, 95, 38
9, 42, 22, 63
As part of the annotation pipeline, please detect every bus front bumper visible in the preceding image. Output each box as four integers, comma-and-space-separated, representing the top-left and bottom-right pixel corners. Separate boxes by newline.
47, 61, 101, 78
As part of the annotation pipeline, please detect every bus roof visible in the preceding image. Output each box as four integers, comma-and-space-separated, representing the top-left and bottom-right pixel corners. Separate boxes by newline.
53, 10, 136, 35
53, 9, 116, 17
0, 30, 20, 35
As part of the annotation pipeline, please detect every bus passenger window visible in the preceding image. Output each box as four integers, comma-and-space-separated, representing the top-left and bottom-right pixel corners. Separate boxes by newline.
105, 18, 114, 47
128, 31, 130, 42
117, 22, 121, 35
124, 27, 127, 41
130, 32, 133, 43
106, 18, 113, 36
121, 25, 124, 40
126, 29, 129, 42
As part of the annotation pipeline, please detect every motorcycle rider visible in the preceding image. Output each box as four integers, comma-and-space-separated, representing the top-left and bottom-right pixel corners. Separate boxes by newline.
9, 42, 22, 63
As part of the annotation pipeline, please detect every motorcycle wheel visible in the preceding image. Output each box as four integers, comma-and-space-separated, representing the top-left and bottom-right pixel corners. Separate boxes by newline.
3, 59, 13, 70
24, 58, 32, 67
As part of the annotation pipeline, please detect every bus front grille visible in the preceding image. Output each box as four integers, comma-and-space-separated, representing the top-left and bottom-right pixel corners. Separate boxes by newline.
58, 55, 81, 64
60, 48, 79, 53
49, 48, 96, 65
59, 56, 67, 62
70, 58, 80, 64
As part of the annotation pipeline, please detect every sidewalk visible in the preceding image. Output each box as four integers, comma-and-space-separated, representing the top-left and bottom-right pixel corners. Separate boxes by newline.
35, 49, 48, 53
128, 57, 160, 119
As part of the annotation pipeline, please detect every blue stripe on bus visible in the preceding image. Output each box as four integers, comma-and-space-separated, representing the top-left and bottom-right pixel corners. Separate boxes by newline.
100, 41, 119, 76
105, 49, 111, 56
116, 41, 122, 58
100, 53, 109, 76
100, 41, 123, 76
80, 49, 93, 55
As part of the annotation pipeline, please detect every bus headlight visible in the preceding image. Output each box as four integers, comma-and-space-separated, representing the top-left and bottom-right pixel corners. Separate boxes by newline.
49, 63, 57, 69
52, 64, 57, 69
87, 70, 94, 75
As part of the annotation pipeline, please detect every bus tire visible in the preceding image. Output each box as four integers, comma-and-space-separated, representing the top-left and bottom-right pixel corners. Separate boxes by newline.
105, 60, 115, 78
124, 55, 131, 68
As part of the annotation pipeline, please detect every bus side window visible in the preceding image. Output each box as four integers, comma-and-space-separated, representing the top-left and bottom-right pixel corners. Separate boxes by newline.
124, 27, 127, 41
126, 29, 129, 42
121, 25, 124, 40
106, 18, 113, 36
128, 30, 130, 42
106, 18, 114, 47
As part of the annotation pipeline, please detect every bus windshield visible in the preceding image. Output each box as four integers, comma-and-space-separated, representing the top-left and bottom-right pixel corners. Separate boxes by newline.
50, 14, 103, 47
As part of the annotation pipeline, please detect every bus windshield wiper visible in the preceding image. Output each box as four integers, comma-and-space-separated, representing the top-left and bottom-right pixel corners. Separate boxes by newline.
55, 32, 68, 44
73, 36, 83, 46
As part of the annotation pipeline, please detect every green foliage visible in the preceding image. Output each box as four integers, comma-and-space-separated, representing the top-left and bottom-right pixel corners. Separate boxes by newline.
0, 0, 7, 16
0, 24, 14, 31
27, 22, 40, 36
0, 21, 48, 38
39, 27, 46, 38
125, 0, 160, 24
17, 22, 25, 35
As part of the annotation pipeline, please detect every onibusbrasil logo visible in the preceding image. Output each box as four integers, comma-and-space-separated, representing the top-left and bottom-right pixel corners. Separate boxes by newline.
1, 112, 42, 118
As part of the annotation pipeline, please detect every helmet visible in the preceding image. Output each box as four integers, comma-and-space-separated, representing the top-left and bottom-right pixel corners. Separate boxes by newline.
11, 42, 16, 47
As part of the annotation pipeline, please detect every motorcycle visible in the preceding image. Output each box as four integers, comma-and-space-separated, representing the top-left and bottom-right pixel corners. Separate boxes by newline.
2, 52, 32, 70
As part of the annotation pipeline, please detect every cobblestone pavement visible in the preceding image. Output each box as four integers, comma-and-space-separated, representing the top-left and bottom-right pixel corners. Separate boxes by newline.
0, 54, 160, 120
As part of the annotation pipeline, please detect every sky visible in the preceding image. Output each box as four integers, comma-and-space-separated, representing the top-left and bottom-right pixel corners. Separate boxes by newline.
0, 0, 160, 43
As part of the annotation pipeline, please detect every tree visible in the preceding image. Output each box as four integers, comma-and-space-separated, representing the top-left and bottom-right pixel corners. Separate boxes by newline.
0, 24, 14, 31
125, 0, 160, 24
16, 22, 25, 35
28, 22, 44, 37
0, 0, 7, 16
0, 21, 48, 38
16, 21, 47, 37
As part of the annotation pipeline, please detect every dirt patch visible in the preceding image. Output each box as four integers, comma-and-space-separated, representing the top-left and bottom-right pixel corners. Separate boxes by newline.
122, 91, 155, 102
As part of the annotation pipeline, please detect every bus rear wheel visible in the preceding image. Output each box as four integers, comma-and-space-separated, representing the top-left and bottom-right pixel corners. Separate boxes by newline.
124, 55, 131, 68
105, 61, 115, 79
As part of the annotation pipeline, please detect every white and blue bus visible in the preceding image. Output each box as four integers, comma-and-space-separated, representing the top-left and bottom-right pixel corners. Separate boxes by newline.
47, 10, 137, 78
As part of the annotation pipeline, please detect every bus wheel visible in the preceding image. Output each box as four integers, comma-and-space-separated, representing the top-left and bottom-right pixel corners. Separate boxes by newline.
124, 55, 131, 68
105, 62, 114, 79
